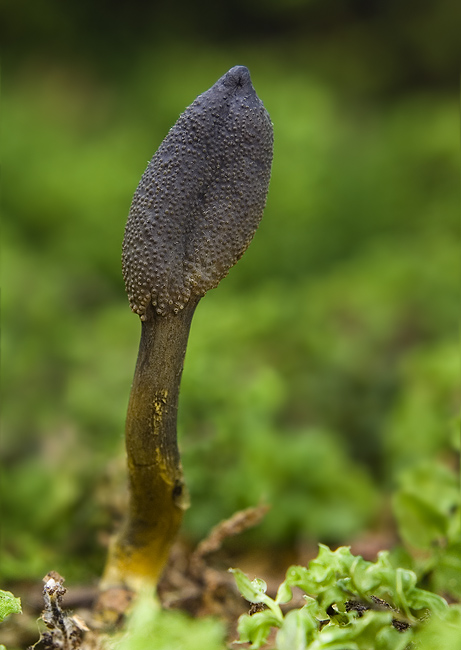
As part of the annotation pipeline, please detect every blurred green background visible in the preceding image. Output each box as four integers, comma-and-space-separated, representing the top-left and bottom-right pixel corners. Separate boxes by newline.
1, 0, 459, 585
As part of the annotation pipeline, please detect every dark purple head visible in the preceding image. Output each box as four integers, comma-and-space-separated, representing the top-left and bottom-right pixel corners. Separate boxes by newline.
122, 65, 273, 318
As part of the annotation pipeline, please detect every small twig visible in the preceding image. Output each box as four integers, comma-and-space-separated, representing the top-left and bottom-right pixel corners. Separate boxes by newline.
191, 504, 271, 567
30, 572, 89, 650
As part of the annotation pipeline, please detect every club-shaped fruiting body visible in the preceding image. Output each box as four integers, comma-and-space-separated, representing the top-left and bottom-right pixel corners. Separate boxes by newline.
122, 65, 273, 318
102, 67, 272, 595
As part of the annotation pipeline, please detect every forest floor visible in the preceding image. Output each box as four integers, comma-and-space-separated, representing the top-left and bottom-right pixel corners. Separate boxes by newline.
1, 506, 397, 650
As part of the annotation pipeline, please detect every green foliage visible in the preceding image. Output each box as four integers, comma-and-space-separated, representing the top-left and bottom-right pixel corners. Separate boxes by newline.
110, 594, 225, 650
393, 462, 459, 551
384, 341, 460, 476
415, 605, 461, 649
232, 545, 458, 650
390, 458, 461, 601
0, 589, 21, 622
179, 235, 458, 544
182, 368, 379, 543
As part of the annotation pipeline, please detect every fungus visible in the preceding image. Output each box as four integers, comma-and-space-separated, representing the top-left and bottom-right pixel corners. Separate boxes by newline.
101, 65, 273, 593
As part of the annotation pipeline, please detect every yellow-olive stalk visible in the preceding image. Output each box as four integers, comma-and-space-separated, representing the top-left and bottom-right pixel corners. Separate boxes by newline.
102, 66, 273, 592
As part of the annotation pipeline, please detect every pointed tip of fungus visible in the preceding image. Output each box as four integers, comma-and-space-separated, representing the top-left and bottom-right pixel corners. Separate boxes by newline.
222, 65, 252, 89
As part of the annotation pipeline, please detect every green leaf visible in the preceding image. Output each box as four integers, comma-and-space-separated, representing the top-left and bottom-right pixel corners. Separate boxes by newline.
449, 415, 461, 451
415, 604, 461, 649
275, 579, 293, 605
393, 491, 448, 549
432, 541, 461, 599
230, 569, 268, 604
0, 590, 21, 622
284, 547, 357, 609
276, 607, 318, 650
231, 568, 284, 623
348, 552, 393, 597
285, 565, 313, 592
447, 505, 461, 543
113, 594, 225, 650
311, 545, 356, 577
236, 610, 281, 649
404, 586, 447, 616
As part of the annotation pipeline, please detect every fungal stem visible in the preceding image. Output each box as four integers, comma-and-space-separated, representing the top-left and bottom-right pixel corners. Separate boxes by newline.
101, 299, 198, 591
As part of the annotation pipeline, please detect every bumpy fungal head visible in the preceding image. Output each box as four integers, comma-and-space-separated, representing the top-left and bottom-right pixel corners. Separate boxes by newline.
122, 65, 273, 319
